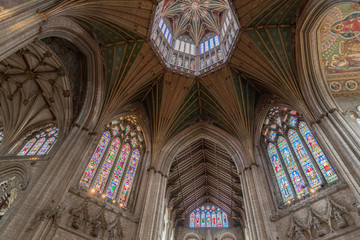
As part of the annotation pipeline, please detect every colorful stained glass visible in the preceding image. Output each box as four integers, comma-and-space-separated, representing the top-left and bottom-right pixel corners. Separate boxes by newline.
212, 212, 217, 227
118, 149, 141, 205
276, 117, 282, 126
125, 125, 130, 135
38, 137, 57, 155
18, 138, 36, 156
288, 130, 323, 189
28, 138, 46, 155
217, 212, 222, 227
112, 127, 119, 136
299, 122, 338, 183
80, 132, 111, 187
190, 212, 195, 228
267, 144, 294, 201
196, 212, 200, 227
289, 117, 297, 127
106, 143, 131, 199
131, 138, 138, 147
278, 137, 308, 196
206, 211, 211, 227
269, 131, 276, 141
93, 138, 121, 192
189, 205, 228, 228
222, 212, 228, 228
201, 211, 206, 227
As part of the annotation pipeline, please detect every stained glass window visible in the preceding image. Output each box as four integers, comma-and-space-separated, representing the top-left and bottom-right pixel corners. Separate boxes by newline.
17, 126, 59, 156
267, 144, 294, 201
0, 129, 3, 143
189, 205, 228, 228
79, 115, 144, 208
299, 122, 338, 183
263, 107, 339, 204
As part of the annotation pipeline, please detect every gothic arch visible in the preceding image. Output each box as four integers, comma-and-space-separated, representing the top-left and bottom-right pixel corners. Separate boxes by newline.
157, 123, 249, 175
0, 15, 105, 131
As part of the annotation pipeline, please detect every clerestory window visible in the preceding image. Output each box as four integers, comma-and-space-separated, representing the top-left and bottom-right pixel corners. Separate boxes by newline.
262, 107, 338, 204
79, 115, 144, 208
17, 125, 59, 156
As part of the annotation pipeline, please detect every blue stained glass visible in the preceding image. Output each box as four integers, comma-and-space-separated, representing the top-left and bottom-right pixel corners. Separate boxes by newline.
215, 36, 220, 46
159, 18, 163, 28
288, 130, 323, 189
201, 211, 206, 227
278, 137, 308, 196
190, 212, 195, 228
18, 138, 36, 156
206, 211, 211, 227
289, 117, 297, 127
38, 137, 56, 155
298, 122, 338, 183
210, 38, 215, 49
269, 131, 276, 141
267, 144, 294, 202
222, 212, 228, 228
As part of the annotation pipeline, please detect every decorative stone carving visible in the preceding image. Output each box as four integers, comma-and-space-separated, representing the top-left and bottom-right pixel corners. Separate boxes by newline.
89, 207, 107, 238
353, 202, 360, 216
333, 208, 347, 228
294, 225, 306, 240
26, 204, 65, 232
69, 201, 88, 230
312, 216, 326, 237
107, 217, 125, 240
287, 216, 307, 240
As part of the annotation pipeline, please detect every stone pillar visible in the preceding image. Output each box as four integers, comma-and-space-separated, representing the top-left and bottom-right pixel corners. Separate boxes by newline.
312, 112, 360, 199
240, 156, 279, 240
137, 169, 167, 240
0, 127, 96, 239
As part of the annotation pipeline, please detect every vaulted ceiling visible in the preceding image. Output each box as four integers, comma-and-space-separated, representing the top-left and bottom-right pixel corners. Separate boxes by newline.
2, 0, 312, 227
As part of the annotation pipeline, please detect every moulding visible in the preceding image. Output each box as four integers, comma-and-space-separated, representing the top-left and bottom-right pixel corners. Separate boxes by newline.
270, 181, 347, 222
68, 186, 139, 223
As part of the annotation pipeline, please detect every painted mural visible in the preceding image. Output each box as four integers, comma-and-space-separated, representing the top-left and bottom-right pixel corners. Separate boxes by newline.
320, 3, 360, 96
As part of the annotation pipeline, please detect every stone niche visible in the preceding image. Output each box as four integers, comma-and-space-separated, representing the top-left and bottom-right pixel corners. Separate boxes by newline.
271, 187, 360, 240
53, 191, 138, 240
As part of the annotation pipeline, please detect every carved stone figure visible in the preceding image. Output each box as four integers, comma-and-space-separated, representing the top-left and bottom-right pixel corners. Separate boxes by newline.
294, 225, 306, 240
69, 203, 87, 230
91, 219, 102, 237
313, 217, 326, 237
333, 208, 347, 228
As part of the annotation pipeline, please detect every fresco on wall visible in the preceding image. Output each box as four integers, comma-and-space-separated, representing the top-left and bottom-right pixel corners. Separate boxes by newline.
320, 3, 360, 96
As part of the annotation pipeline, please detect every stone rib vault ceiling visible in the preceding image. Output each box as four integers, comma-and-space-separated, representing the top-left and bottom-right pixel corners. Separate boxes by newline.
161, 0, 229, 44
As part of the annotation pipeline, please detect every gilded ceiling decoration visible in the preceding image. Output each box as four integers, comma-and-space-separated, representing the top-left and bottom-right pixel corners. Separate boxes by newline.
320, 3, 360, 97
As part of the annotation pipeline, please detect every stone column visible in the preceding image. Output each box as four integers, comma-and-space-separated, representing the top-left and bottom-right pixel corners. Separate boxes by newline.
240, 158, 278, 240
312, 112, 360, 199
0, 126, 96, 239
137, 169, 167, 240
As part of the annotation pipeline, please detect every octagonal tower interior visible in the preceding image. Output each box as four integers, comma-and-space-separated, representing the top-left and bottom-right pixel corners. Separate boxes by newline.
150, 0, 240, 76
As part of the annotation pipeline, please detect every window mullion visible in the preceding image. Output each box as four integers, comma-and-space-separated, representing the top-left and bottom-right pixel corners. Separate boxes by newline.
103, 141, 123, 199
284, 130, 312, 190
274, 139, 298, 199
114, 143, 133, 202
89, 135, 114, 191
296, 126, 327, 185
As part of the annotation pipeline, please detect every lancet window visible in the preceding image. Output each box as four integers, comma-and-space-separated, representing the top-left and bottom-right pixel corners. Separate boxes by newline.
17, 126, 59, 156
262, 107, 338, 203
189, 205, 228, 228
79, 115, 144, 208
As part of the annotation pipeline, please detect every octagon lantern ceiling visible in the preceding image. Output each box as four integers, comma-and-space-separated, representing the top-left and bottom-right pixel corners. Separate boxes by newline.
150, 0, 240, 76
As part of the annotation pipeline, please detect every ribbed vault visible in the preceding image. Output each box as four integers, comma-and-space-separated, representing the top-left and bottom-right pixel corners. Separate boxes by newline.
167, 138, 244, 227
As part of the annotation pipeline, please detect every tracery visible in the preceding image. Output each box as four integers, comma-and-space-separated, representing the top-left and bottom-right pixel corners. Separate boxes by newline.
262, 107, 338, 203
17, 126, 59, 156
189, 205, 228, 228
79, 115, 144, 208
